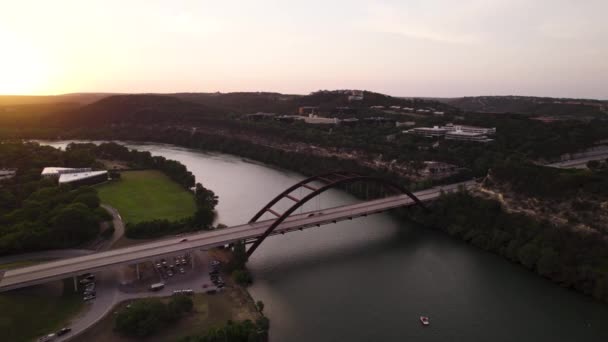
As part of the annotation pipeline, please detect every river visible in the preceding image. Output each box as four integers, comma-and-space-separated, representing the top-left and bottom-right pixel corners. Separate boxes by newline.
41, 140, 608, 341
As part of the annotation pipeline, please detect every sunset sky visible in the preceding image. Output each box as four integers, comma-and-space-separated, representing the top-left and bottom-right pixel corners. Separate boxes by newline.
1, 0, 606, 98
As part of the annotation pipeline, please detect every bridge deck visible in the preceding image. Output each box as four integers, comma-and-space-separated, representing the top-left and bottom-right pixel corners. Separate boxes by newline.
0, 181, 475, 292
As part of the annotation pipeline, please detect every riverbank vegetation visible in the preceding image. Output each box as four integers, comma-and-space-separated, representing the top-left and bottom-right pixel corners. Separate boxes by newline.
411, 191, 608, 303
489, 161, 608, 199
114, 296, 194, 338
74, 289, 263, 342
0, 142, 107, 255
179, 318, 269, 342
61, 142, 218, 239
484, 161, 608, 235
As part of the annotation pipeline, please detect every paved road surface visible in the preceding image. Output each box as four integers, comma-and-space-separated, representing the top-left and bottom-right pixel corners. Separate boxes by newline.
548, 151, 608, 169
0, 181, 476, 292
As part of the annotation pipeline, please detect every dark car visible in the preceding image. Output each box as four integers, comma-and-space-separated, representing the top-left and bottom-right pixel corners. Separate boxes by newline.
56, 327, 72, 336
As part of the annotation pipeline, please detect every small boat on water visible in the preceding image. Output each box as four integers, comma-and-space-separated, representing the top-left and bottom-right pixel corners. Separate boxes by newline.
420, 316, 430, 326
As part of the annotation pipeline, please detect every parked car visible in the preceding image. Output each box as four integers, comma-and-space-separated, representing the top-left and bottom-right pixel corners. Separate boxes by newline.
179, 268, 185, 274
83, 295, 96, 301
210, 260, 220, 266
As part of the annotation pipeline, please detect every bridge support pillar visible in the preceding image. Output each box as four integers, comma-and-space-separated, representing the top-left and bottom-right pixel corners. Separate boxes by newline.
135, 264, 140, 280
191, 254, 195, 270
73, 276, 78, 292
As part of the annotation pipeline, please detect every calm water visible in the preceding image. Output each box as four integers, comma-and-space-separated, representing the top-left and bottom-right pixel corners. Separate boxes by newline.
42, 140, 608, 342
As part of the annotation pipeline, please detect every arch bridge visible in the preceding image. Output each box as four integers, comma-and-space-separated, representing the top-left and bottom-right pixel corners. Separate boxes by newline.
243, 171, 427, 257
0, 173, 475, 292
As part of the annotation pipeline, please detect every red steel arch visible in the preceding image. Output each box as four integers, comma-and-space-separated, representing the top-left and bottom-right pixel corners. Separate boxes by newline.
245, 173, 427, 257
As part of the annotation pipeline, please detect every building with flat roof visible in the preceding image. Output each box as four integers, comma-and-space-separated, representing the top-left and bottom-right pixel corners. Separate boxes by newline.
405, 124, 495, 142
298, 106, 319, 115
445, 130, 493, 142
406, 126, 450, 137
58, 171, 108, 187
421, 161, 459, 176
41, 167, 92, 178
444, 124, 496, 135
276, 114, 339, 124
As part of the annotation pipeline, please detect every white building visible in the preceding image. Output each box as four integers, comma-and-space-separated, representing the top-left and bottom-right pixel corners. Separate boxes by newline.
58, 171, 108, 186
406, 123, 496, 142
445, 130, 493, 142
303, 115, 339, 124
406, 126, 450, 137
41, 167, 92, 178
444, 124, 496, 135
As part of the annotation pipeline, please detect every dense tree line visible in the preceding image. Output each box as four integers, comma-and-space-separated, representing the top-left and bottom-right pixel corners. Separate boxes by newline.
411, 191, 608, 303
68, 142, 196, 190
59, 142, 218, 239
179, 318, 269, 342
114, 296, 194, 338
0, 142, 107, 255
489, 160, 608, 199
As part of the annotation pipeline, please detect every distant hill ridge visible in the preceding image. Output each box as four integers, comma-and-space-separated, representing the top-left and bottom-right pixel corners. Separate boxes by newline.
442, 95, 607, 116
24, 90, 455, 127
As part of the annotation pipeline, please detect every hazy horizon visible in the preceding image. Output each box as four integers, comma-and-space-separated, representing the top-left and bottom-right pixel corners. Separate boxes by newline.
1, 0, 607, 99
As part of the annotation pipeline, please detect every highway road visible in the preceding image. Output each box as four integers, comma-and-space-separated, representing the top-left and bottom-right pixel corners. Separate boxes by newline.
0, 180, 476, 292
548, 150, 608, 169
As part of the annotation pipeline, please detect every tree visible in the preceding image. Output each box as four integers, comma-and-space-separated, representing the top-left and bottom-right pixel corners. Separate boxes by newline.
255, 300, 264, 313
232, 269, 253, 285
193, 183, 218, 227
0, 189, 16, 214
587, 160, 601, 170
114, 299, 170, 337
72, 192, 100, 209
51, 203, 99, 244
537, 247, 559, 277
229, 241, 248, 271
168, 295, 194, 319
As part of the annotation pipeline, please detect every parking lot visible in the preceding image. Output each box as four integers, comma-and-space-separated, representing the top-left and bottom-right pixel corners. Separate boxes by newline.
153, 252, 193, 281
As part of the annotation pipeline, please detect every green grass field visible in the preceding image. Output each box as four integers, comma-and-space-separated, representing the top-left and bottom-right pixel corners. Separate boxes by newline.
0, 279, 83, 342
96, 170, 196, 224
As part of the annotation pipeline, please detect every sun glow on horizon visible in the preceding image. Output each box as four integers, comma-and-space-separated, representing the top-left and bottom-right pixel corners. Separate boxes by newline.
0, 0, 607, 98
0, 31, 56, 95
